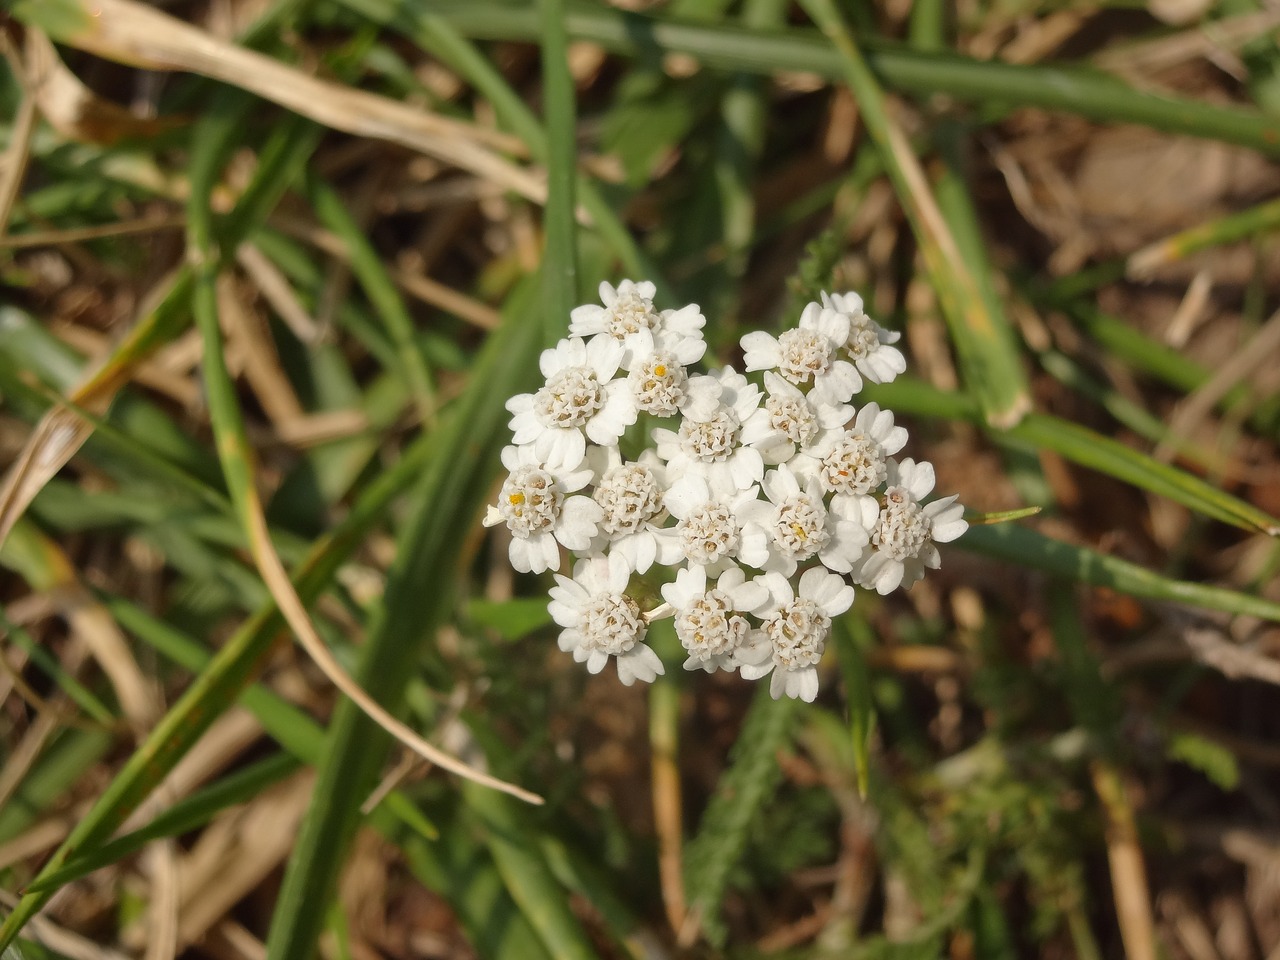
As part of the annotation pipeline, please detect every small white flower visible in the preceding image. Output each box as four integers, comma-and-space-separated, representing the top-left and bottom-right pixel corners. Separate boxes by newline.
661, 565, 770, 672
506, 336, 637, 472
663, 474, 772, 572
588, 449, 682, 574
549, 553, 665, 685
821, 291, 906, 385
483, 446, 600, 574
569, 281, 706, 370
740, 301, 861, 405
758, 463, 869, 577
624, 330, 718, 419
652, 368, 763, 492
737, 567, 855, 702
793, 402, 907, 515
741, 372, 851, 465
854, 457, 968, 595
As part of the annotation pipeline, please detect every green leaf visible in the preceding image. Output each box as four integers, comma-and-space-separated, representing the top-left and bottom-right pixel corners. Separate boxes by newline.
1166, 732, 1240, 791
683, 688, 799, 946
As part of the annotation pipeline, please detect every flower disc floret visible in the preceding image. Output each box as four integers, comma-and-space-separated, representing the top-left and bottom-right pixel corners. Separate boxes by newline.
764, 597, 829, 672
773, 496, 830, 562
767, 391, 819, 446
680, 502, 740, 565
594, 463, 665, 536
498, 465, 562, 538
680, 411, 738, 462
534, 367, 604, 428
820, 432, 887, 497
630, 352, 688, 416
874, 488, 931, 561
776, 328, 832, 385
661, 566, 770, 673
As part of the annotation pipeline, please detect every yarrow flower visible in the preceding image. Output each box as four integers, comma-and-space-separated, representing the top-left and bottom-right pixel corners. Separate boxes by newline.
486, 280, 967, 701
549, 553, 664, 685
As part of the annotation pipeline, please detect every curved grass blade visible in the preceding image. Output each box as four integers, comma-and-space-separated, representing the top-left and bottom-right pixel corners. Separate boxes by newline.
187, 100, 537, 802
19, 0, 548, 205
264, 273, 552, 960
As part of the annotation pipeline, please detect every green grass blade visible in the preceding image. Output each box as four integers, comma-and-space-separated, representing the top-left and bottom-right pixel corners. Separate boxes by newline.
961, 523, 1280, 622
427, 2, 1280, 156
540, 0, 579, 318
1010, 413, 1279, 537
466, 786, 601, 960
834, 616, 876, 799
265, 273, 550, 960
1129, 194, 1280, 276
865, 379, 1280, 536
305, 174, 435, 422
21, 753, 300, 895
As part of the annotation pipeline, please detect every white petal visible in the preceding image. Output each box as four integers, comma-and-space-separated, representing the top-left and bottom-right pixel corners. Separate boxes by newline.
815, 360, 861, 405
740, 331, 781, 372
556, 496, 604, 551
508, 536, 534, 573
616, 645, 664, 685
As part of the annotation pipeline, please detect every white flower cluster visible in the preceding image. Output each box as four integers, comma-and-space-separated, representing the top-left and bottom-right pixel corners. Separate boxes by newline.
484, 281, 967, 701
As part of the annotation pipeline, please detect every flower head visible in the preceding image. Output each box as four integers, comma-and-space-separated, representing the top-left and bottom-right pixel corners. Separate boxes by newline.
549, 553, 665, 685
588, 448, 682, 574
490, 281, 966, 695
661, 565, 770, 672
854, 458, 968, 594
506, 336, 637, 472
737, 567, 855, 702
740, 300, 862, 405
820, 291, 906, 385
483, 445, 600, 574
570, 280, 707, 370
758, 463, 870, 577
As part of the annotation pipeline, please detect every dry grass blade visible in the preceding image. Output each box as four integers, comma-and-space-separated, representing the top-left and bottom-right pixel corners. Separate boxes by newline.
0, 405, 100, 550
1091, 762, 1157, 960
172, 771, 315, 948
21, 28, 180, 145
33, 0, 548, 206
1155, 306, 1280, 465
0, 265, 187, 549
0, 65, 36, 238
242, 504, 543, 805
